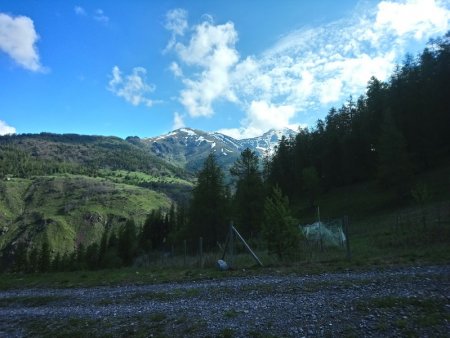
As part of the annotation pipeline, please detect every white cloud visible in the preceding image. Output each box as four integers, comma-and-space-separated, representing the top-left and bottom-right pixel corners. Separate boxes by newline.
169, 62, 183, 77
230, 0, 449, 125
165, 8, 188, 36
74, 6, 109, 24
319, 79, 343, 104
74, 6, 87, 16
165, 9, 188, 51
172, 112, 185, 130
245, 100, 296, 136
375, 0, 449, 39
0, 120, 16, 135
108, 66, 155, 107
218, 101, 297, 139
0, 13, 45, 72
167, 1, 450, 136
166, 13, 239, 117
93, 9, 109, 24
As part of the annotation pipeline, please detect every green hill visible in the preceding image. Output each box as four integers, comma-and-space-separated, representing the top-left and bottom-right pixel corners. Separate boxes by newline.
0, 175, 171, 261
0, 132, 190, 179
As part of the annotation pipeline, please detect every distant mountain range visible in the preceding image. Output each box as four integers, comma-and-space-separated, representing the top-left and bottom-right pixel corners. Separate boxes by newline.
134, 127, 297, 173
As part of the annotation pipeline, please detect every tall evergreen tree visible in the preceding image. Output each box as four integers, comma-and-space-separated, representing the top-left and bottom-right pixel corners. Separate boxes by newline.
230, 148, 265, 238
268, 136, 295, 199
377, 110, 413, 197
188, 153, 228, 250
302, 166, 320, 208
98, 228, 109, 267
262, 186, 300, 260
13, 241, 28, 272
118, 219, 138, 266
28, 247, 39, 273
38, 238, 51, 273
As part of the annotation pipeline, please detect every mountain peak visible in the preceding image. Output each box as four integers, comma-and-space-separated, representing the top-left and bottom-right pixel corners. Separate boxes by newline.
140, 127, 298, 173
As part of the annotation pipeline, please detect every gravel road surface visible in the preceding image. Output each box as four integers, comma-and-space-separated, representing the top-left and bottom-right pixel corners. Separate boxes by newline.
0, 265, 449, 337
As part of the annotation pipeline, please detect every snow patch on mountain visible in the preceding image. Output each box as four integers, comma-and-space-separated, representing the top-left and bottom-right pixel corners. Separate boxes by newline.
180, 128, 197, 136
142, 127, 297, 172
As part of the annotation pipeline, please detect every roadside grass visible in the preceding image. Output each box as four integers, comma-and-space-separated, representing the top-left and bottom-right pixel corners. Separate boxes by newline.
355, 296, 450, 335
0, 295, 68, 308
19, 313, 174, 338
7, 306, 207, 338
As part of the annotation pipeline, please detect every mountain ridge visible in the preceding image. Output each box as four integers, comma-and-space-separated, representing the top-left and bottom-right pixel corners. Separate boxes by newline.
139, 127, 297, 173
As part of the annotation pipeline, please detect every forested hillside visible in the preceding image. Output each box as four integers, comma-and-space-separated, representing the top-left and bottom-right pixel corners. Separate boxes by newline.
0, 133, 188, 179
267, 34, 450, 202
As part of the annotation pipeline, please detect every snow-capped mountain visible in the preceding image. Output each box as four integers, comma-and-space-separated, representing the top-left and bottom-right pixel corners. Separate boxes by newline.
239, 128, 297, 156
137, 127, 296, 173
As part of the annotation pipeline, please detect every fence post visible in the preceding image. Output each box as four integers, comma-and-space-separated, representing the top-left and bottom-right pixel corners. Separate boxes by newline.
199, 237, 203, 268
344, 215, 352, 261
183, 240, 187, 267
318, 206, 323, 252
437, 203, 441, 228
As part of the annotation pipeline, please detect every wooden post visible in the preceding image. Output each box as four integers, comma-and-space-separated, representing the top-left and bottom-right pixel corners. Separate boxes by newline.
183, 240, 187, 267
199, 237, 203, 268
344, 215, 352, 261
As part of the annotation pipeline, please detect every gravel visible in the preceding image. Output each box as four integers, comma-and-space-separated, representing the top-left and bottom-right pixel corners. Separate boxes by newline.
0, 265, 449, 337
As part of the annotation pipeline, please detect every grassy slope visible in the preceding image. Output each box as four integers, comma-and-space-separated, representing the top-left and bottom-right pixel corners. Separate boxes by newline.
98, 169, 193, 187
0, 175, 171, 255
292, 163, 450, 265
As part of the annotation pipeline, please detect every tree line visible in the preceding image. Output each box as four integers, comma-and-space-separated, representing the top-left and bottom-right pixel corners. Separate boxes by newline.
10, 208, 179, 273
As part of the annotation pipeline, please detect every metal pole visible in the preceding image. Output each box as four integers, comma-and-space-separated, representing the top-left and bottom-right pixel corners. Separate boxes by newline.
232, 226, 263, 267
229, 221, 234, 268
199, 237, 203, 268
183, 240, 187, 267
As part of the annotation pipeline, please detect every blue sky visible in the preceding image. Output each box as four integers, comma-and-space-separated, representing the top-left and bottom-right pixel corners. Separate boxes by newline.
0, 0, 449, 139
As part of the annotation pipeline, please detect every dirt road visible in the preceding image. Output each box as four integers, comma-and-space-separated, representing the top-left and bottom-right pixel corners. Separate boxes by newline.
0, 265, 449, 337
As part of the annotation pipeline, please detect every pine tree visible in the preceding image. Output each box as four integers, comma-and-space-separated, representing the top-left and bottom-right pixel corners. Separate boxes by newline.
51, 253, 61, 272
13, 241, 28, 272
98, 228, 109, 268
188, 153, 228, 250
230, 148, 265, 238
28, 247, 39, 273
38, 238, 51, 273
302, 166, 321, 208
118, 219, 137, 266
262, 186, 301, 260
85, 243, 99, 270
75, 243, 86, 270
377, 110, 413, 197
